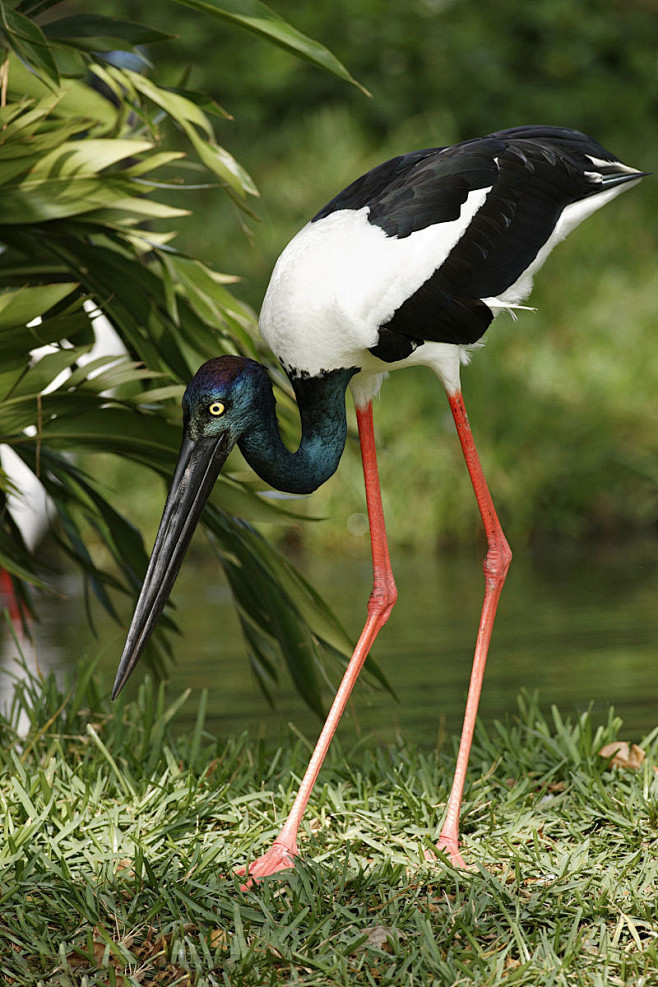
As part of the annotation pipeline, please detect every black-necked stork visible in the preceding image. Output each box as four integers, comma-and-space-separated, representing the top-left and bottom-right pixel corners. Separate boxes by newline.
112, 126, 645, 884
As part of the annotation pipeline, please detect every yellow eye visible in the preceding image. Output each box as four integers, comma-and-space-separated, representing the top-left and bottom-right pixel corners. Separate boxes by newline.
208, 401, 225, 417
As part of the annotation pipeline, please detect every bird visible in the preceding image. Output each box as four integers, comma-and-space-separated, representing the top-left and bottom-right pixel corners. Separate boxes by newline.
112, 125, 645, 885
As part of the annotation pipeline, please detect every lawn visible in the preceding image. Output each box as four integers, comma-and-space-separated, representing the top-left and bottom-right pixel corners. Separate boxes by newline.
1, 662, 656, 986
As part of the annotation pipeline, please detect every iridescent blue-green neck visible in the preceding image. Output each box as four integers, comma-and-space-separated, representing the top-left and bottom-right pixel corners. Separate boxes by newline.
237, 367, 357, 495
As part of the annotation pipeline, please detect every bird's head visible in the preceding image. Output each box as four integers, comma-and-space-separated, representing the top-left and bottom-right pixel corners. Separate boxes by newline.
112, 354, 269, 699
182, 355, 271, 446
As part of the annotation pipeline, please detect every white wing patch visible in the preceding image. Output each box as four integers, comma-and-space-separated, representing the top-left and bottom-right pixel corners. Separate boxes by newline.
585, 155, 642, 175
259, 188, 491, 376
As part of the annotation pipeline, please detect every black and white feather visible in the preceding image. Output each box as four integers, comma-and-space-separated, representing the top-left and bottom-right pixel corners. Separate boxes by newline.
259, 126, 644, 399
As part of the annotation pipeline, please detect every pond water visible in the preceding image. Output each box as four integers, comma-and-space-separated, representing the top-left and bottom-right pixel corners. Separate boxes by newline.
4, 538, 657, 748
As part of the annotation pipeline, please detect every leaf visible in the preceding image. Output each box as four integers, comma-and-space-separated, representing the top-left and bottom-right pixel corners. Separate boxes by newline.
598, 741, 648, 771
121, 70, 258, 196
171, 0, 369, 95
55, 498, 122, 623
3, 171, 191, 226
0, 307, 93, 363
117, 71, 216, 135
8, 346, 92, 399
43, 14, 174, 51
168, 255, 253, 332
123, 385, 185, 405
184, 125, 258, 196
218, 533, 325, 717
0, 514, 51, 588
1, 7, 60, 85
29, 139, 155, 180
0, 283, 78, 334
33, 407, 178, 461
0, 365, 27, 403
228, 521, 353, 656
84, 195, 190, 221
207, 510, 394, 702
62, 355, 158, 393
8, 445, 175, 652
120, 150, 186, 179
4, 52, 119, 131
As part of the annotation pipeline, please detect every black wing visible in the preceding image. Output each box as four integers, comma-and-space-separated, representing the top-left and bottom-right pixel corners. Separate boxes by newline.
314, 126, 640, 358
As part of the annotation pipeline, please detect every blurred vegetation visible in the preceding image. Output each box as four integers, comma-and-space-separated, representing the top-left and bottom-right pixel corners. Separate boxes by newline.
75, 0, 658, 554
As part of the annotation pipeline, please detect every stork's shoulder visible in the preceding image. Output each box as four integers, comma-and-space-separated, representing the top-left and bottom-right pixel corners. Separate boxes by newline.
310, 126, 643, 242
312, 141, 502, 238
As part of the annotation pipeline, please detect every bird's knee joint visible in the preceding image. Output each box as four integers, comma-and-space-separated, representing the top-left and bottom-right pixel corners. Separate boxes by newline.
482, 540, 512, 584
368, 580, 397, 618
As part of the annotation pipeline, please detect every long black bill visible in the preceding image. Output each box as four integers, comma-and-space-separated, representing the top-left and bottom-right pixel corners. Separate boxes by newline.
112, 432, 231, 699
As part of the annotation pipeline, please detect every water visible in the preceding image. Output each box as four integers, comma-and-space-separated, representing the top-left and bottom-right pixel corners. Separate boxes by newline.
3, 540, 657, 746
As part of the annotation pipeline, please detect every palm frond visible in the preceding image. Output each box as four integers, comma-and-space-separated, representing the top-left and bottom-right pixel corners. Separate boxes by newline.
0, 3, 390, 711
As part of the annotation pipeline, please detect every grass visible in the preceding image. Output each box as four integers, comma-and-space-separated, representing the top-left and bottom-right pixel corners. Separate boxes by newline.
1, 661, 657, 986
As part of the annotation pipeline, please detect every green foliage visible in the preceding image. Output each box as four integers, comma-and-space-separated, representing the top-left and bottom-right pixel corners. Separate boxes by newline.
97, 0, 658, 150
1, 666, 657, 984
0, 1, 371, 710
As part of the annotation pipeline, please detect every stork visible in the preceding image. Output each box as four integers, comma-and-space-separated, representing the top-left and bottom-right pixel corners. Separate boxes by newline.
112, 125, 645, 883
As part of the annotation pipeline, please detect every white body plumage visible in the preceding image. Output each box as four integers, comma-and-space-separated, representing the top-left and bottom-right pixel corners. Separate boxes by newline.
260, 132, 642, 403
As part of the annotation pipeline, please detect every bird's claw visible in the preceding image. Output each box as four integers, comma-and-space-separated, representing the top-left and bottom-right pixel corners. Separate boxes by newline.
424, 834, 470, 870
234, 840, 298, 890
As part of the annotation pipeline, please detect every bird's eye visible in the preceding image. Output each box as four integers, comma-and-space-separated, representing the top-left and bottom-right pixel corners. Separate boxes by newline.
208, 401, 225, 417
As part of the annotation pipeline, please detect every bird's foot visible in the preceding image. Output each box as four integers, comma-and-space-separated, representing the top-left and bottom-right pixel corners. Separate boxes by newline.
234, 840, 298, 890
424, 833, 469, 870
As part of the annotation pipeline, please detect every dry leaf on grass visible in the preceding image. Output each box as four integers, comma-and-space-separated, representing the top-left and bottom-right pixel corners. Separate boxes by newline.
598, 741, 647, 771
354, 925, 405, 954
209, 928, 230, 949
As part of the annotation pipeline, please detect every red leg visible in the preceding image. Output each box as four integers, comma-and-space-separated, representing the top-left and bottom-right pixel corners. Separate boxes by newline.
431, 389, 512, 868
236, 401, 397, 887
